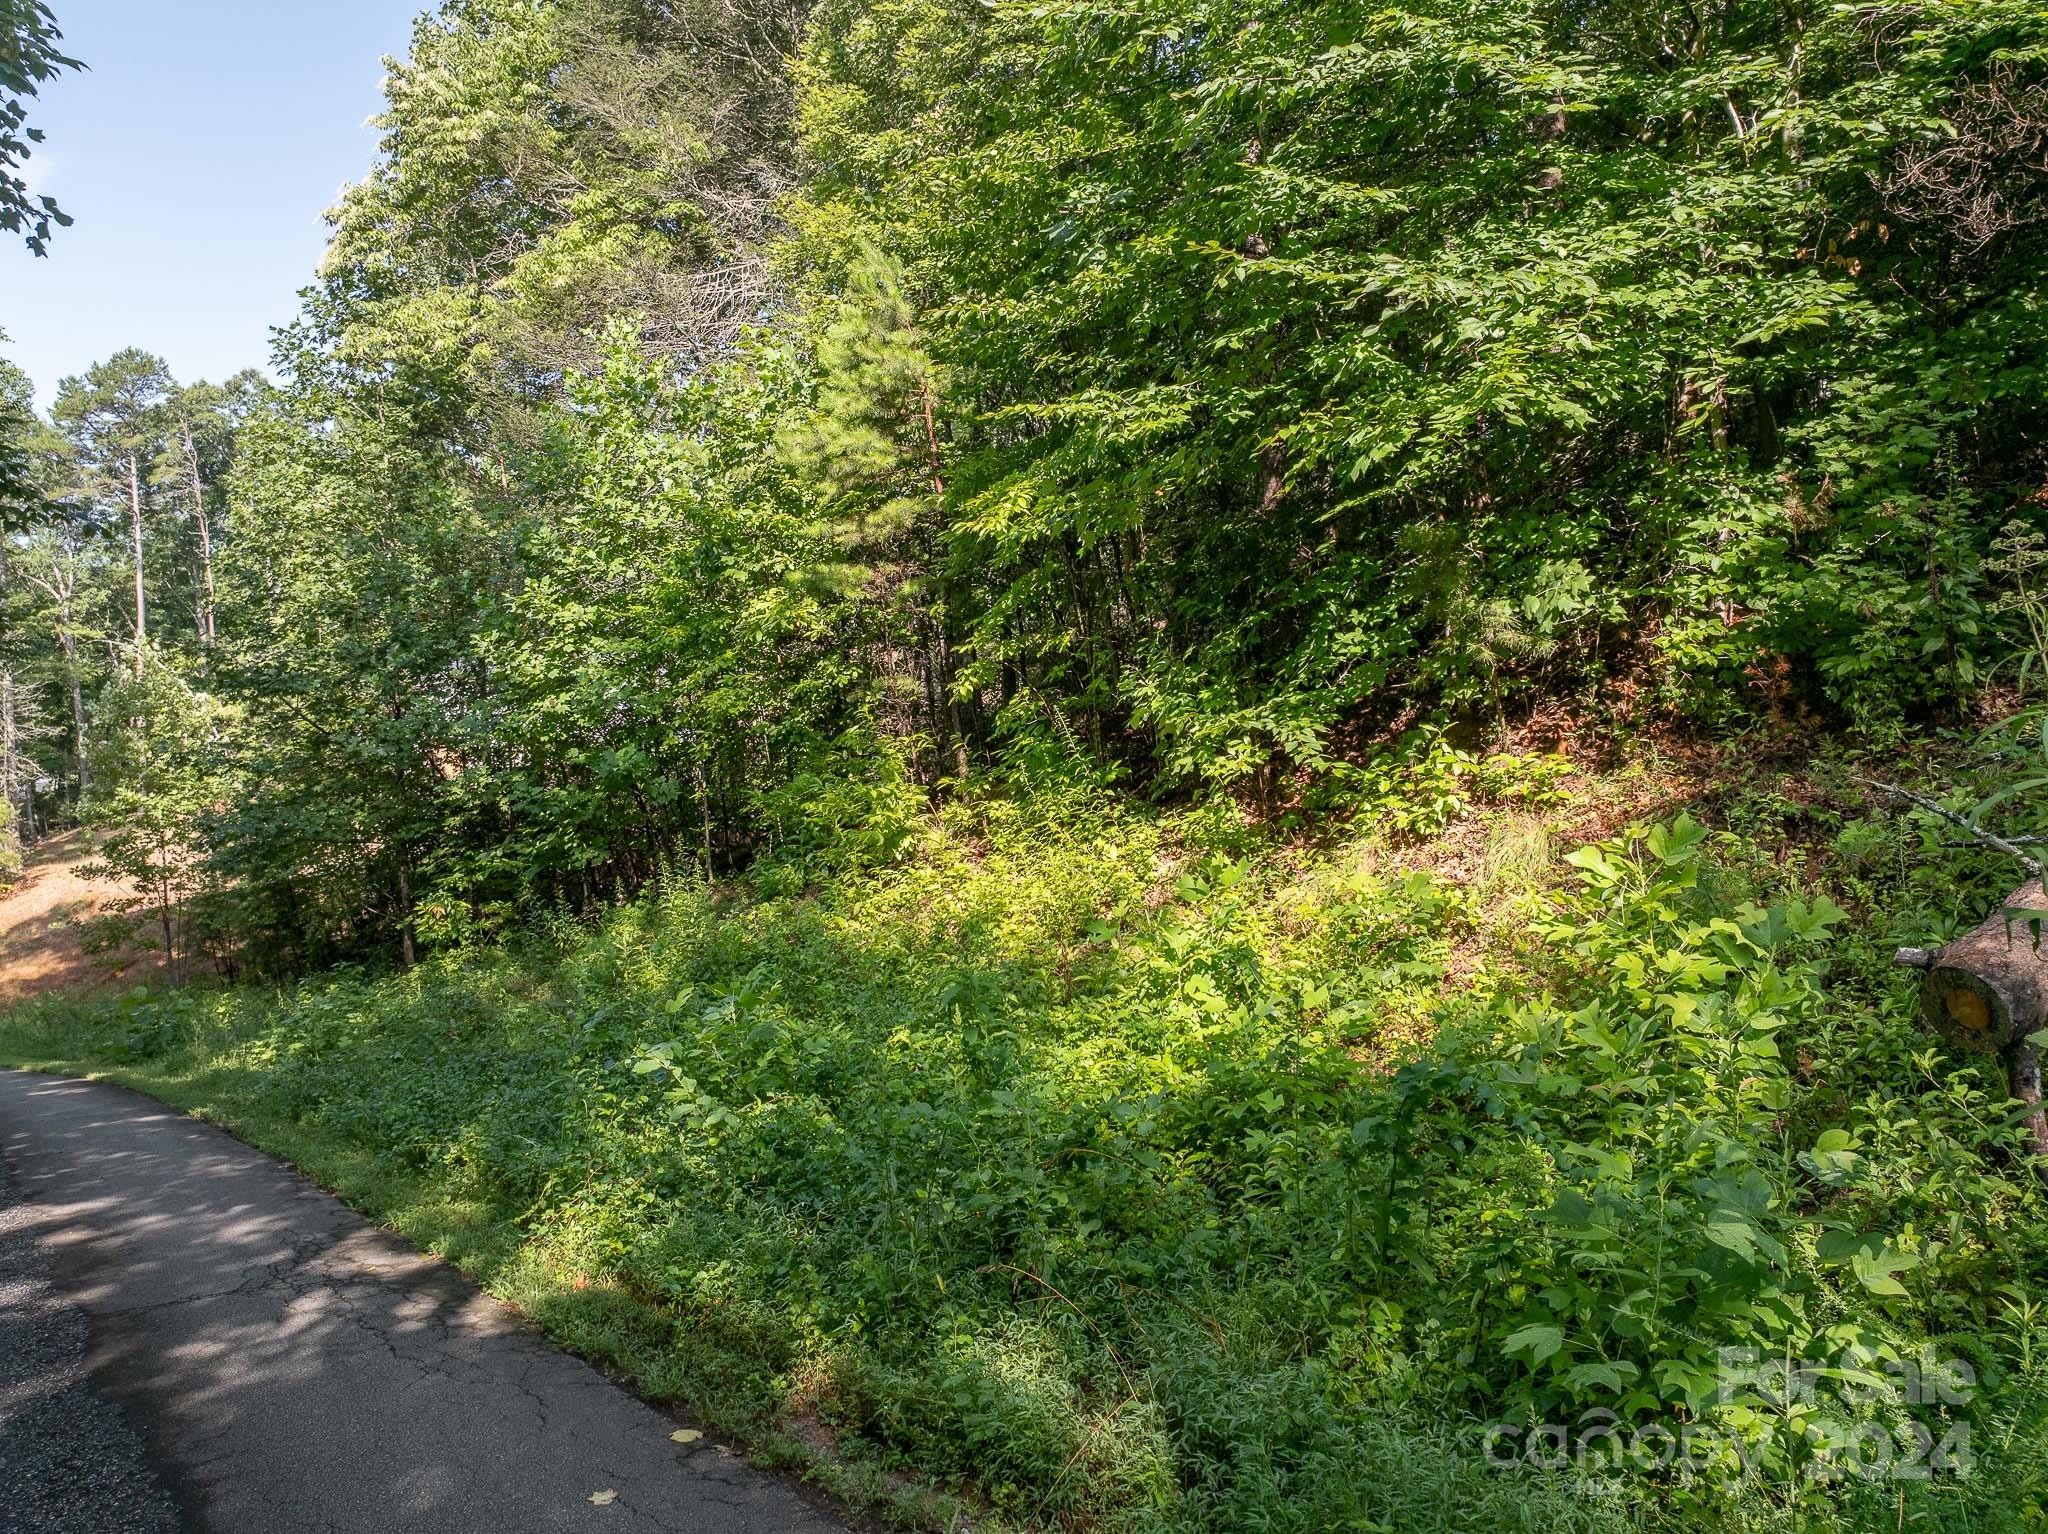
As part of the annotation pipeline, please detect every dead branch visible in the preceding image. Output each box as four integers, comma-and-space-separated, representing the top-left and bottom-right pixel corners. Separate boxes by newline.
1854, 776, 2044, 876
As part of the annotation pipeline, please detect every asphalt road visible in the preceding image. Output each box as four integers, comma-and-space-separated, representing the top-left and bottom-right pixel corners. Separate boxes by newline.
0, 1070, 851, 1534
0, 1140, 180, 1534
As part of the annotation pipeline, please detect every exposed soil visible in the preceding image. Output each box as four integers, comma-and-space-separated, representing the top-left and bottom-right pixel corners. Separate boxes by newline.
0, 831, 170, 1004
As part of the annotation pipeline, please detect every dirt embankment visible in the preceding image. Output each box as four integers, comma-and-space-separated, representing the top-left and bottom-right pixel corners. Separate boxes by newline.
0, 832, 170, 1004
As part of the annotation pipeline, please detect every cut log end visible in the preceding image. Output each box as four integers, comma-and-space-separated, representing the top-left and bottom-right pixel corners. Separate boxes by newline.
1921, 969, 2007, 1052
1914, 880, 2048, 1054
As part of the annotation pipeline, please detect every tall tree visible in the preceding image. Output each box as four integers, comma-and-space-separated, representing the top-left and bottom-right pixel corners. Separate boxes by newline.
0, 351, 45, 845
157, 373, 259, 648
12, 0, 2037, 979
16, 521, 97, 796
53, 350, 172, 676
1, 343, 104, 803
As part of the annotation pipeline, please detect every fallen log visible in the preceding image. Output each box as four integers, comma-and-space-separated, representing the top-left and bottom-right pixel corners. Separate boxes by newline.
1900, 879, 2048, 1053
1896, 880, 2048, 1167
1859, 778, 2048, 1173
2013, 1039, 2048, 1164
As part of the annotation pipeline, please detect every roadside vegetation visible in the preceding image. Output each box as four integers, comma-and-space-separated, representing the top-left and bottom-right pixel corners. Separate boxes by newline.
5, 0, 2048, 1528
9, 732, 2048, 1531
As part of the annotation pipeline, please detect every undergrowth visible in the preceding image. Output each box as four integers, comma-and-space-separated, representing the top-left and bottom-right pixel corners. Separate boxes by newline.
7, 737, 2048, 1533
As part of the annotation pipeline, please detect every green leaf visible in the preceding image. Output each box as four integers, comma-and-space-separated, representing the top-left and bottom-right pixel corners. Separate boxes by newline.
1504, 1323, 1566, 1366
1849, 1247, 1920, 1298
1561, 1359, 1640, 1394
1704, 1219, 1762, 1261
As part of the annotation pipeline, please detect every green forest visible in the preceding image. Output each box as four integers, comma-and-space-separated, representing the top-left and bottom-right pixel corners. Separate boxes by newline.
6, 0, 2048, 1527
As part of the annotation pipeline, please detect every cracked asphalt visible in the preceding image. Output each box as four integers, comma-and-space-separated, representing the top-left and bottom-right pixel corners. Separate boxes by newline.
0, 1071, 852, 1534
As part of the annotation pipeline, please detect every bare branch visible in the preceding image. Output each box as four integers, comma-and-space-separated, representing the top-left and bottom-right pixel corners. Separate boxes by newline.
1880, 66, 2048, 252
1854, 776, 2045, 876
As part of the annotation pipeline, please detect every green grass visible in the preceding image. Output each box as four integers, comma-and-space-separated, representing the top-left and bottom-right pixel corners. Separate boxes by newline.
7, 765, 2048, 1533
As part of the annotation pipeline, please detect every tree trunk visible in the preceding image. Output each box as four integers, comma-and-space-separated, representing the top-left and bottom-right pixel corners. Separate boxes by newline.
0, 669, 34, 848
158, 858, 177, 982
693, 759, 716, 876
181, 419, 217, 646
938, 613, 971, 780
0, 666, 19, 845
1899, 879, 2048, 1051
396, 854, 417, 969
1898, 879, 2048, 1173
0, 543, 18, 841
918, 378, 946, 499
127, 451, 147, 675
59, 621, 87, 797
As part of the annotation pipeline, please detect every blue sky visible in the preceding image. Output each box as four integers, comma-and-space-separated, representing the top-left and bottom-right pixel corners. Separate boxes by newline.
0, 0, 425, 406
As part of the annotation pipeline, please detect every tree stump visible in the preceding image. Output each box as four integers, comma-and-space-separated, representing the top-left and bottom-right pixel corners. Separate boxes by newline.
1898, 880, 2048, 1167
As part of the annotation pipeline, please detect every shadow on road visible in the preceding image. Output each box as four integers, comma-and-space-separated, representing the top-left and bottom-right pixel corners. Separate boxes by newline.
0, 1071, 851, 1534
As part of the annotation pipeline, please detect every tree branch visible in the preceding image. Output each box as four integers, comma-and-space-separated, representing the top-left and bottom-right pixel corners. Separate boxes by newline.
1854, 776, 2045, 875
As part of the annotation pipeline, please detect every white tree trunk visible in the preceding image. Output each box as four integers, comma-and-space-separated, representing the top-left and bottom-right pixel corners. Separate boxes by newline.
127, 451, 147, 674
181, 419, 216, 646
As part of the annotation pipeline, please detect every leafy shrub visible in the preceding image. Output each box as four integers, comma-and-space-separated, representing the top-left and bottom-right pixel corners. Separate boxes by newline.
7, 796, 2048, 1530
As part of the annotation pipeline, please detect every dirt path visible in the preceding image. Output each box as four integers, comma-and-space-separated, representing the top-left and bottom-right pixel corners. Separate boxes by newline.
0, 831, 169, 1004
0, 1071, 853, 1534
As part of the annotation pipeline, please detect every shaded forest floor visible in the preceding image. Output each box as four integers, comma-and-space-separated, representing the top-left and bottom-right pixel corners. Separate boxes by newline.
0, 830, 169, 1003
